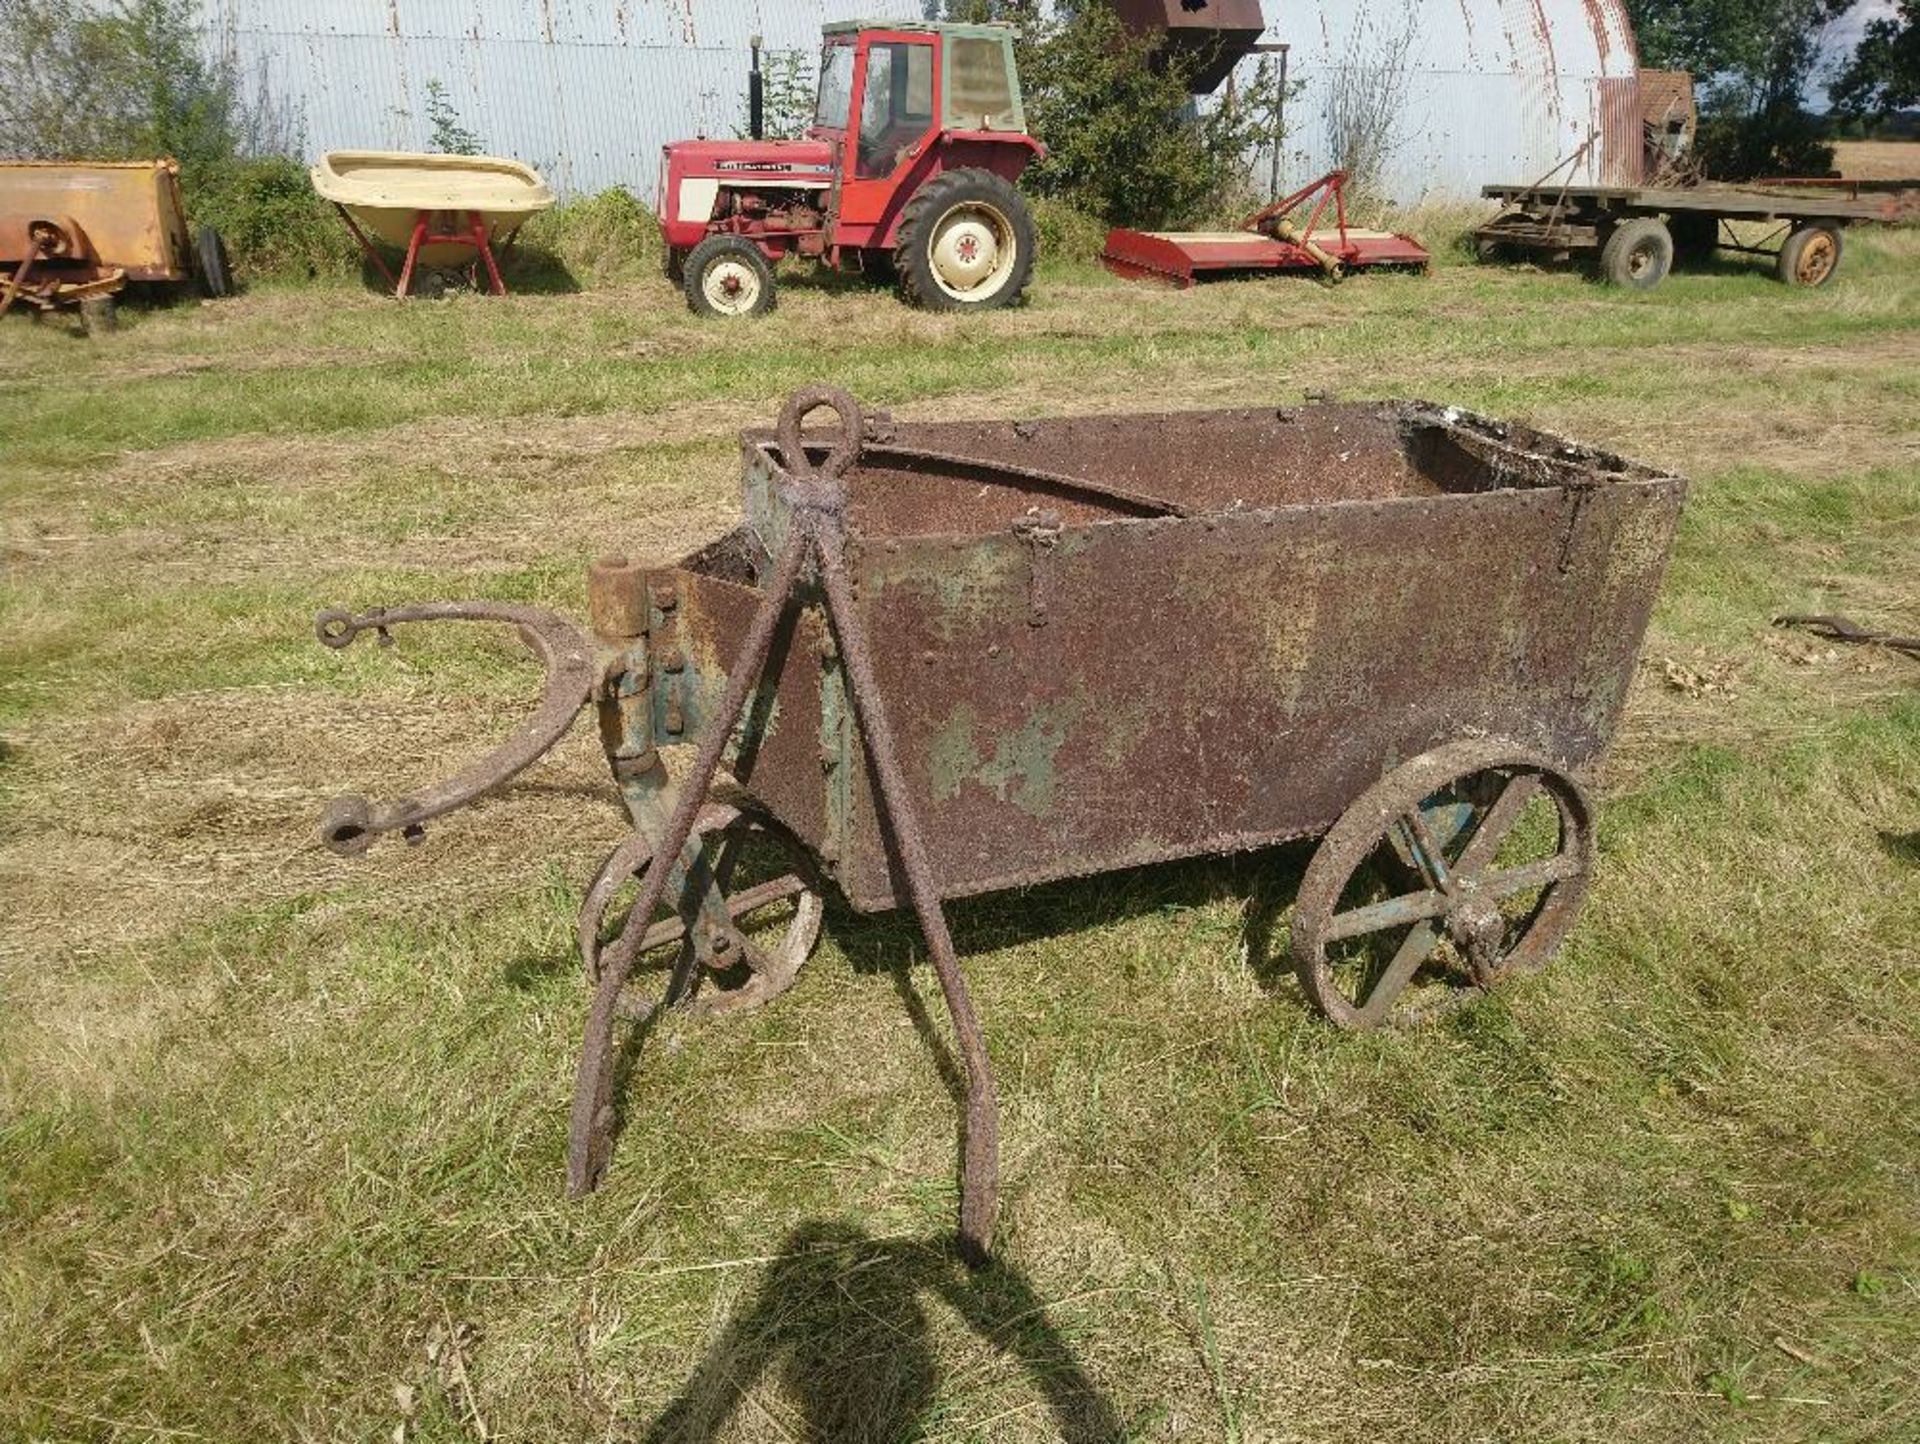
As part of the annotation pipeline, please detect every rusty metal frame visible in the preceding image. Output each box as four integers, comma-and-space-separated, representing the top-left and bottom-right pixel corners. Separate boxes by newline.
565, 386, 1002, 1262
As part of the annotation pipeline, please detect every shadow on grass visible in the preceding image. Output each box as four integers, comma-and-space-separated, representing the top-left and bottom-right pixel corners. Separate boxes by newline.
1879, 828, 1920, 865
639, 1220, 1128, 1443
826, 841, 1315, 997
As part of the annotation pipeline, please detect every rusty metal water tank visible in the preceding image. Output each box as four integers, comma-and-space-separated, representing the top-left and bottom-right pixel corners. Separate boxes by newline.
1112, 0, 1268, 94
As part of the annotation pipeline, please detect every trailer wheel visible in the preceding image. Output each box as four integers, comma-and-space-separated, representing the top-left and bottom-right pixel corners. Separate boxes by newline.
1291, 741, 1594, 1030
579, 803, 824, 1017
894, 168, 1036, 311
1474, 212, 1525, 264
1776, 225, 1843, 288
196, 226, 234, 298
1600, 218, 1673, 290
685, 234, 777, 317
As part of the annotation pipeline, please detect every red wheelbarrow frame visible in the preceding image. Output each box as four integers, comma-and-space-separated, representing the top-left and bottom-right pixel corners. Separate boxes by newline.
332, 204, 512, 298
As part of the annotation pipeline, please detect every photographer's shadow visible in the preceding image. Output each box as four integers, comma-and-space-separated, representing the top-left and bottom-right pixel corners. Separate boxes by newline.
642, 1221, 1126, 1442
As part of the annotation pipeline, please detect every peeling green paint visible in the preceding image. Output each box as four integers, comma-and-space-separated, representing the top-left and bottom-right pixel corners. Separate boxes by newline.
930, 701, 1076, 818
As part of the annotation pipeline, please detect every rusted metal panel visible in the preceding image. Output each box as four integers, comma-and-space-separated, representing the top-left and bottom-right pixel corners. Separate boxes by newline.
0, 160, 192, 281
721, 404, 1683, 912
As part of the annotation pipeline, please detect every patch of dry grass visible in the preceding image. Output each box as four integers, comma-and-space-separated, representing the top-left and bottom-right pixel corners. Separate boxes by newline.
1, 225, 1916, 1442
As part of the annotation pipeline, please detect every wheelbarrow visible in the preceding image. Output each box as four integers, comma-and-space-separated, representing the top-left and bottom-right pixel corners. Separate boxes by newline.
310, 151, 554, 299
310, 387, 1686, 1260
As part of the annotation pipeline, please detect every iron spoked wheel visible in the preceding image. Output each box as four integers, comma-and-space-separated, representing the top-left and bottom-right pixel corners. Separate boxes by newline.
1600, 217, 1674, 290
1775, 225, 1843, 288
1291, 742, 1595, 1030
684, 234, 777, 317
579, 802, 824, 1017
894, 168, 1036, 312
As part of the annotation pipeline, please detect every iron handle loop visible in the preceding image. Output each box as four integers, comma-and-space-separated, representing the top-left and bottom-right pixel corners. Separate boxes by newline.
775, 384, 864, 481
312, 601, 598, 856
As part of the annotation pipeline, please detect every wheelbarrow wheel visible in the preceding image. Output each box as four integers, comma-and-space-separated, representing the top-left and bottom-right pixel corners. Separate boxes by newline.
1292, 741, 1594, 1029
578, 802, 824, 1017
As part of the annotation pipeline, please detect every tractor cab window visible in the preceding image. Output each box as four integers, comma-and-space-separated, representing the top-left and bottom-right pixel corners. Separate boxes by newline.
855, 41, 935, 178
815, 41, 855, 130
944, 35, 1021, 131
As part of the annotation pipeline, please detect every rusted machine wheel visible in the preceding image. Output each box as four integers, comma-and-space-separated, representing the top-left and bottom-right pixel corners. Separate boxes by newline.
579, 802, 824, 1016
1775, 225, 1843, 288
1600, 217, 1673, 290
1292, 742, 1595, 1029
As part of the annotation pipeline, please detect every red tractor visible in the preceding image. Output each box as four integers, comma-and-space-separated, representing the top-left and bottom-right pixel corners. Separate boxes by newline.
658, 20, 1043, 317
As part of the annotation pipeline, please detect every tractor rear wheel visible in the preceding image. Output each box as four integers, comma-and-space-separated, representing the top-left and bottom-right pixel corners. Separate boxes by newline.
685, 234, 776, 317
894, 168, 1035, 312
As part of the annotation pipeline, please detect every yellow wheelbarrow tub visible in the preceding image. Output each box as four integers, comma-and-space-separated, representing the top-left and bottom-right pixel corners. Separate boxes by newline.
311, 151, 555, 275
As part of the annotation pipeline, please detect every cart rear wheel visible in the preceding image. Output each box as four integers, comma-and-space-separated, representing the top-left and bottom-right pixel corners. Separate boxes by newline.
1600, 217, 1673, 290
685, 234, 777, 317
579, 803, 824, 1016
1292, 742, 1594, 1029
1775, 225, 1843, 288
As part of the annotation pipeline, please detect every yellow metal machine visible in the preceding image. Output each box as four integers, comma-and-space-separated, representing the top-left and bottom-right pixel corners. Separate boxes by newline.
0, 158, 226, 325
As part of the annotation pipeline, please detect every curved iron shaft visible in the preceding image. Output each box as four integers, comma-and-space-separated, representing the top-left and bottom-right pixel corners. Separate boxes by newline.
567, 385, 1003, 1263
312, 601, 597, 854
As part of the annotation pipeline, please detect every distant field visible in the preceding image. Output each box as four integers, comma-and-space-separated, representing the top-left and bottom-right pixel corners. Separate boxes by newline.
1833, 139, 1920, 180
2, 226, 1916, 1442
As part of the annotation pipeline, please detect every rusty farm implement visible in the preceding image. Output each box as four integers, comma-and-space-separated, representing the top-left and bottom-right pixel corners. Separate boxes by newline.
310, 387, 1684, 1259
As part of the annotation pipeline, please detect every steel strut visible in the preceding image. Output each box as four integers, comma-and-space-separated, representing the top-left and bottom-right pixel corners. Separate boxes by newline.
565, 385, 1003, 1263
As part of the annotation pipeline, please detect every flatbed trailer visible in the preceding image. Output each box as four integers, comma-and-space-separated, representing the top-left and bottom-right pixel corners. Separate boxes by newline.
1475, 180, 1890, 290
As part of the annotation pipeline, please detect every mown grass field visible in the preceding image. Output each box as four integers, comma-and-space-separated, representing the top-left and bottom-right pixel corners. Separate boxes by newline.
2, 224, 1917, 1443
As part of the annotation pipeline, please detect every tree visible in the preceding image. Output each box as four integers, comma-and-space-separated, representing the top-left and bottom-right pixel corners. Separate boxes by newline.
945, 1, 1274, 226
1831, 1, 1920, 117
1625, 0, 1850, 176
0, 0, 298, 189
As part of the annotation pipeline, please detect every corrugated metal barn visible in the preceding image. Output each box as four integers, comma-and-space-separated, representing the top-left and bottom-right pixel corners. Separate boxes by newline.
201, 1, 1643, 206
1252, 0, 1643, 201
202, 1, 936, 198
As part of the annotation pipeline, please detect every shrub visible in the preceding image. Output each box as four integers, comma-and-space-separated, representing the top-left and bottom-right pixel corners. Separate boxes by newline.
515, 187, 665, 287
192, 156, 356, 280
946, 1, 1276, 228
1026, 195, 1109, 268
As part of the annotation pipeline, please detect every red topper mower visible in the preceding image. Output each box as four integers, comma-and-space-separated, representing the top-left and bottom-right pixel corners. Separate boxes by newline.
1101, 169, 1430, 288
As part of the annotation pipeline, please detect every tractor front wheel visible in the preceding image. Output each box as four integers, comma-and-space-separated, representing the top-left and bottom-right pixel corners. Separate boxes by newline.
685, 234, 776, 318
894, 169, 1035, 312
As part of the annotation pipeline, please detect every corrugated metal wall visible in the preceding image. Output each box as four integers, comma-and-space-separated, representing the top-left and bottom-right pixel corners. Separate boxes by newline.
1246, 0, 1643, 202
203, 1, 934, 198
204, 1, 1644, 206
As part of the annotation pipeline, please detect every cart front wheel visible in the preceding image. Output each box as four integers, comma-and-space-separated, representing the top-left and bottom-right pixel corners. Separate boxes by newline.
1600, 218, 1673, 290
579, 803, 824, 1016
1292, 742, 1594, 1029
1776, 225, 1843, 288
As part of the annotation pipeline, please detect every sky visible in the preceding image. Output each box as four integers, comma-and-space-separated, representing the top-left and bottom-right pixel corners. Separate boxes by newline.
1809, 0, 1900, 103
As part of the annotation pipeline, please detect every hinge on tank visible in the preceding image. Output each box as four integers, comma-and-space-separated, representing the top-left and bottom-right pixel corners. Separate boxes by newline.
1011, 508, 1062, 628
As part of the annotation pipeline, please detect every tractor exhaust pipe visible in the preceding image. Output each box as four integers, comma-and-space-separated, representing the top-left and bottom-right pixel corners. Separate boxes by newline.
749, 33, 764, 140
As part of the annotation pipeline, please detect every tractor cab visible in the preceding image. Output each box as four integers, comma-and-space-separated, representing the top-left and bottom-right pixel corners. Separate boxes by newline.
659, 21, 1042, 317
